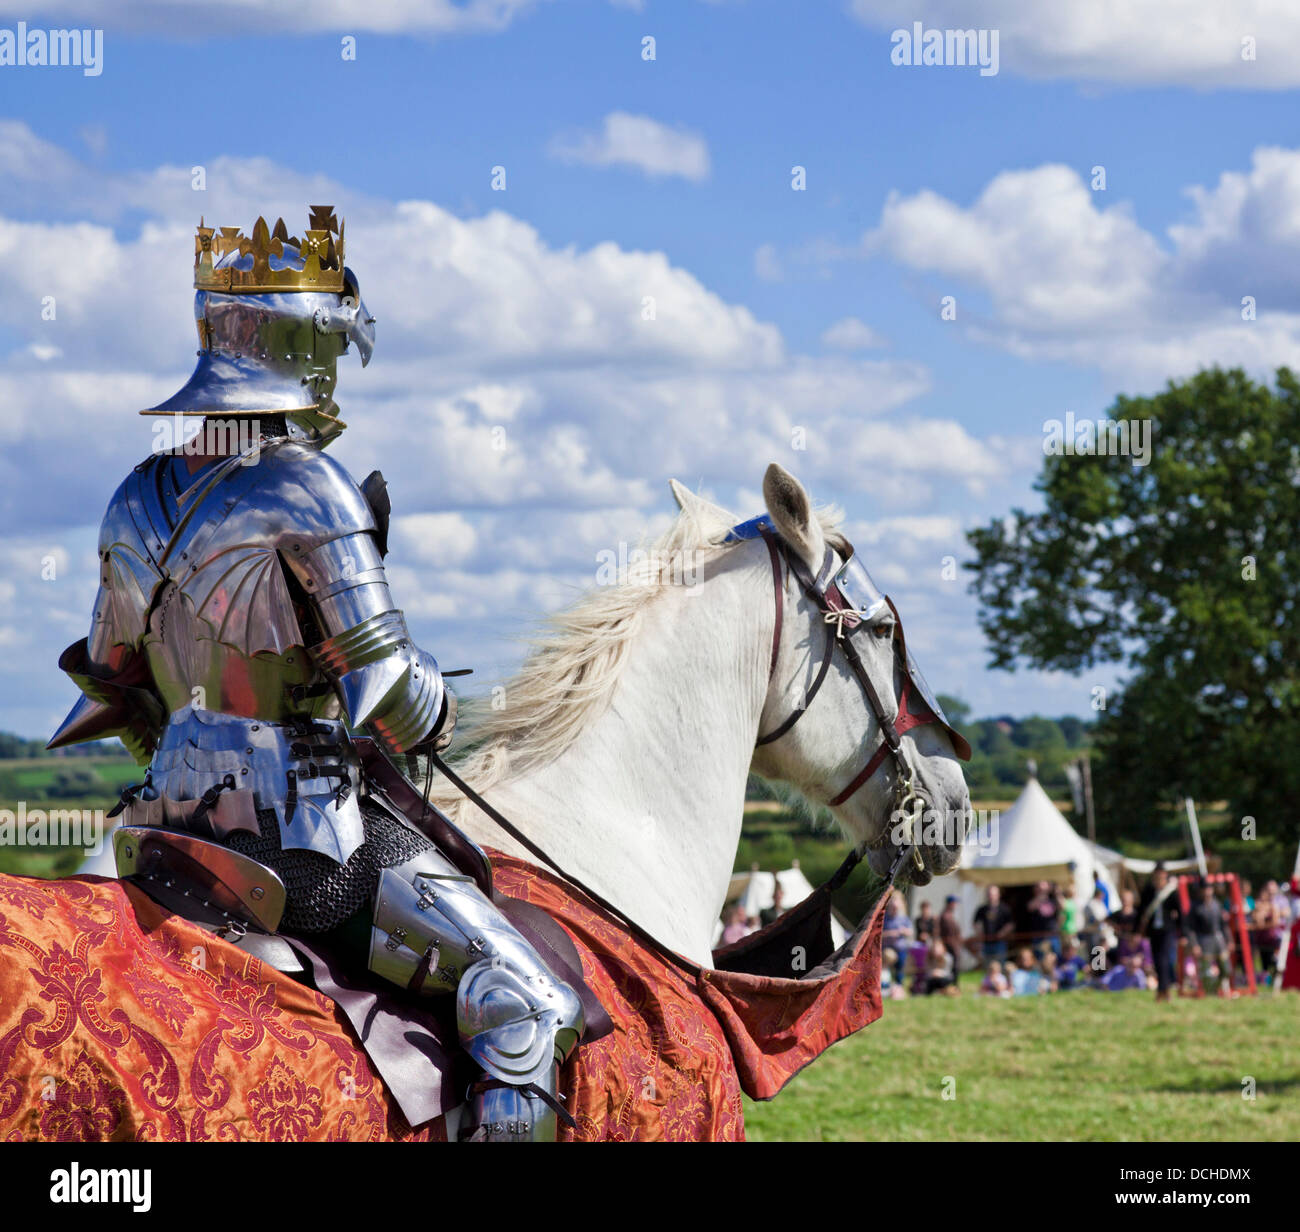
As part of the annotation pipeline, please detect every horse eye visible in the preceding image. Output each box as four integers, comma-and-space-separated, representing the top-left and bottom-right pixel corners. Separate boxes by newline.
872, 621, 893, 638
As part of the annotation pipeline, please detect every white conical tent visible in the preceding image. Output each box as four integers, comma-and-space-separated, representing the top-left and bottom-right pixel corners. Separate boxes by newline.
714, 864, 850, 949
959, 776, 1117, 906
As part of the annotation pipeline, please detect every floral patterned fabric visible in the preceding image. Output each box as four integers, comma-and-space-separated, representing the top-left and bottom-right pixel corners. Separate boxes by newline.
0, 856, 886, 1142
0, 873, 434, 1142
490, 853, 887, 1138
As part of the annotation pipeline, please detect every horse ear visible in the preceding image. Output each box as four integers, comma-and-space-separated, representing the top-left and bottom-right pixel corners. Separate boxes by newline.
668, 479, 734, 535
762, 463, 825, 569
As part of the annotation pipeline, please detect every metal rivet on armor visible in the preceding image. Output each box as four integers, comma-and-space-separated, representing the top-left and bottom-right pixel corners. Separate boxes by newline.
251, 724, 259, 731
241, 768, 248, 775
246, 748, 253, 755
123, 845, 133, 859
287, 657, 294, 663
251, 887, 265, 900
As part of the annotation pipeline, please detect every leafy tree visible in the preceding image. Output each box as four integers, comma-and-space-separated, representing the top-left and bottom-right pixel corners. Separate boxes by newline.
935, 694, 971, 726
966, 367, 1300, 879
1012, 716, 1067, 751
1058, 716, 1086, 747
973, 720, 1015, 758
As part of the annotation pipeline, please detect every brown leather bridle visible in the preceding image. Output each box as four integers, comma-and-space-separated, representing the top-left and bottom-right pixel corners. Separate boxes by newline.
752, 528, 955, 865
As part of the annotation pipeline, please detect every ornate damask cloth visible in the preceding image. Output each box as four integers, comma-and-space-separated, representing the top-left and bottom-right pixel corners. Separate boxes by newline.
0, 854, 886, 1142
490, 853, 887, 1140
0, 873, 436, 1142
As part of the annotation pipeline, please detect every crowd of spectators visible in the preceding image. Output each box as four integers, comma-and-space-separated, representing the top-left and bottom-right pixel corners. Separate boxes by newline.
879, 866, 1299, 1000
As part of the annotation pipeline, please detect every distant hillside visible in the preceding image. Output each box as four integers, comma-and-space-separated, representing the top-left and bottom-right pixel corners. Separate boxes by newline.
743, 700, 1091, 805
0, 732, 130, 759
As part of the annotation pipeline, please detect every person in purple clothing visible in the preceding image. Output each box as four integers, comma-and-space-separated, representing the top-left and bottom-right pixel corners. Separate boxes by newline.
1027, 880, 1062, 957
1056, 938, 1086, 989
1103, 952, 1148, 990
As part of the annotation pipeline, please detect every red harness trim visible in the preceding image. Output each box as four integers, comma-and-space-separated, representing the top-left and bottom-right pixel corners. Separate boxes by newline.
827, 676, 936, 807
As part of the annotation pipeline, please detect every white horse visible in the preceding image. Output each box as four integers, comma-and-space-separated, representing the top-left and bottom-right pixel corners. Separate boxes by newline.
430, 463, 971, 966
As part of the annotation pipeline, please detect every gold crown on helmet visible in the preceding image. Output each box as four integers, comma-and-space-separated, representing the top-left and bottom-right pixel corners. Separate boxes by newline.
194, 204, 346, 294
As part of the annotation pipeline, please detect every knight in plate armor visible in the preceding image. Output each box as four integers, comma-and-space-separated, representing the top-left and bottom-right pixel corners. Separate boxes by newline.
48, 207, 583, 1140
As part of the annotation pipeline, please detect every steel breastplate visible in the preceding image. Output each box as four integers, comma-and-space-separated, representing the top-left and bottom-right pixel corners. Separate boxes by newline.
105, 446, 348, 722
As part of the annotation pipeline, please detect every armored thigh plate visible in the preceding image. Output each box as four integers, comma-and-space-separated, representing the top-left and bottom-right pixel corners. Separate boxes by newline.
114, 824, 287, 933
368, 856, 585, 1087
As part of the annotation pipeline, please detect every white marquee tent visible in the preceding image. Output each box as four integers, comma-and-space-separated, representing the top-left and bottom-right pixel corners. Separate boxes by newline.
960, 776, 1119, 906
909, 776, 1119, 947
714, 862, 850, 949
1085, 839, 1199, 887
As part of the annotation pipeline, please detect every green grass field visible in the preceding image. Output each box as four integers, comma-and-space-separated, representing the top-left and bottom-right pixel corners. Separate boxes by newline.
0, 755, 138, 878
743, 977, 1300, 1141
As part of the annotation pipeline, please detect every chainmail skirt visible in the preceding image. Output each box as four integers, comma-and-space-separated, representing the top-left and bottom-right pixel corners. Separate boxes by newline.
226, 801, 435, 934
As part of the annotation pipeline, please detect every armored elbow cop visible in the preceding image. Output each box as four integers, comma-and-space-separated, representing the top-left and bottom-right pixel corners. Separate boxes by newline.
285, 525, 452, 755
48, 638, 165, 764
314, 610, 449, 754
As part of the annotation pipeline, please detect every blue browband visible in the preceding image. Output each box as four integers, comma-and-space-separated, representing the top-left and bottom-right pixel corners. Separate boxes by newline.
722, 514, 774, 543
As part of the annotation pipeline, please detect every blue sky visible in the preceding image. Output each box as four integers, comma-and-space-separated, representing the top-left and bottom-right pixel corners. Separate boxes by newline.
2, 0, 1298, 740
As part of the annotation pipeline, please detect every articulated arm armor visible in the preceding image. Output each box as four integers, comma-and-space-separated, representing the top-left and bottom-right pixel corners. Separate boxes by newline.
47, 483, 172, 763
284, 519, 449, 756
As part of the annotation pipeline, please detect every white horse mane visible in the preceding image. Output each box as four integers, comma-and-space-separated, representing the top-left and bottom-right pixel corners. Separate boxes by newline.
428, 494, 844, 824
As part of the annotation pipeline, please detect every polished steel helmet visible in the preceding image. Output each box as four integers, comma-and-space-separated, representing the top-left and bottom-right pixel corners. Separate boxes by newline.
141, 206, 375, 445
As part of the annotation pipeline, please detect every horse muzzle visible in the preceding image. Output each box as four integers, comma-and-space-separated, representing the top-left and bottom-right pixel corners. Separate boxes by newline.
866, 789, 970, 885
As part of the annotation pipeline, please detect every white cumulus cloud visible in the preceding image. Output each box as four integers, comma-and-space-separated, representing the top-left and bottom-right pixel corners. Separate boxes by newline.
549, 112, 711, 182
849, 0, 1300, 89
861, 149, 1300, 389
821, 317, 888, 351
